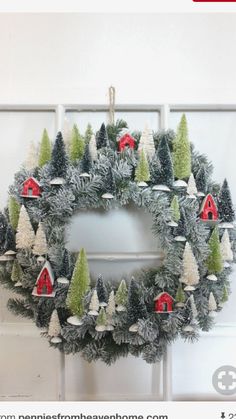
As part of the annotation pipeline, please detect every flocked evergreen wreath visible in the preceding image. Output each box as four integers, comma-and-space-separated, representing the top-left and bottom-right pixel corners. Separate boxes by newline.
0, 115, 235, 364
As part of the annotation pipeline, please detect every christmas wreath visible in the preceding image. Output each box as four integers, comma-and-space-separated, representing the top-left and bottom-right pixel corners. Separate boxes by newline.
0, 115, 235, 365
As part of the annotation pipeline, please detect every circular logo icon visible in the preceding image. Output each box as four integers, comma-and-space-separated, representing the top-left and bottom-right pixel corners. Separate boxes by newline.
212, 365, 236, 395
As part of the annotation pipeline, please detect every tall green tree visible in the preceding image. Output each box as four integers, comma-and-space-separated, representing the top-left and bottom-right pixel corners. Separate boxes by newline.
170, 195, 180, 223
96, 123, 108, 149
66, 248, 91, 318
49, 132, 68, 178
96, 274, 107, 304
206, 227, 223, 274
11, 259, 23, 283
0, 212, 8, 253
38, 129, 51, 167
5, 225, 16, 251
156, 136, 174, 187
8, 196, 20, 230
127, 278, 147, 326
173, 114, 191, 179
135, 149, 150, 182
80, 143, 92, 174
115, 279, 128, 307
175, 283, 185, 305
196, 166, 207, 194
69, 124, 85, 162
218, 179, 235, 223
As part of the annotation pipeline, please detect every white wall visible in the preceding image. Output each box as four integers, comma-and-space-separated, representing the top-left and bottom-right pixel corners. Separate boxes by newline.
0, 13, 236, 402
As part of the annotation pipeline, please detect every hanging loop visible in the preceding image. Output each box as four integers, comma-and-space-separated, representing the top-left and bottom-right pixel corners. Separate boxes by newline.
108, 86, 116, 125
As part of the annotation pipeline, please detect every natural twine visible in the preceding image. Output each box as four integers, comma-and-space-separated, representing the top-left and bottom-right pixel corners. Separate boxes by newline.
108, 86, 116, 125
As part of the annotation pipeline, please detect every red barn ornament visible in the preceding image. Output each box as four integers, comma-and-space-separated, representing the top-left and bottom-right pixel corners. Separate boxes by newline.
21, 177, 42, 198
118, 133, 136, 152
199, 193, 218, 222
154, 292, 174, 313
32, 261, 55, 297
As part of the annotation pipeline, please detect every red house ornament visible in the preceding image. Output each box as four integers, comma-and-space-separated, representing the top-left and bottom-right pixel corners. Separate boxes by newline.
199, 193, 218, 222
32, 261, 55, 297
154, 292, 174, 313
21, 177, 42, 199
118, 133, 136, 152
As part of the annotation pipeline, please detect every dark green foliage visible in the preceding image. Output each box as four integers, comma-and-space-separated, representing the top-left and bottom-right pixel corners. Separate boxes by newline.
96, 123, 108, 149
127, 278, 147, 326
106, 119, 128, 148
195, 166, 208, 194
153, 130, 175, 152
149, 154, 161, 184
96, 274, 107, 303
5, 224, 16, 251
80, 143, 92, 174
0, 212, 8, 253
105, 166, 116, 194
59, 249, 71, 278
218, 179, 235, 222
175, 208, 187, 237
49, 132, 69, 179
156, 136, 174, 187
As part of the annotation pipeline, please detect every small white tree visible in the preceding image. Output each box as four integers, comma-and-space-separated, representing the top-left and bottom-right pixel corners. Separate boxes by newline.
187, 173, 198, 196
180, 242, 200, 289
48, 309, 61, 337
24, 141, 38, 170
88, 289, 99, 315
138, 126, 155, 158
220, 229, 233, 262
16, 206, 35, 249
107, 291, 116, 319
208, 292, 217, 311
89, 134, 98, 161
189, 294, 198, 319
33, 222, 48, 255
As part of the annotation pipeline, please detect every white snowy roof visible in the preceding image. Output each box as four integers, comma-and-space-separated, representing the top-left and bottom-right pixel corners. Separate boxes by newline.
24, 177, 41, 187
154, 292, 174, 301
36, 260, 55, 285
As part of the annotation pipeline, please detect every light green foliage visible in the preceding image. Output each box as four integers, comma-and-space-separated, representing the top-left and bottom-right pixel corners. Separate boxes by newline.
135, 149, 150, 182
175, 284, 185, 304
8, 196, 20, 230
38, 129, 51, 167
84, 123, 93, 143
11, 259, 23, 283
173, 114, 191, 179
206, 227, 223, 274
96, 307, 107, 326
170, 195, 180, 223
69, 124, 85, 162
221, 285, 228, 304
66, 248, 90, 317
115, 279, 128, 306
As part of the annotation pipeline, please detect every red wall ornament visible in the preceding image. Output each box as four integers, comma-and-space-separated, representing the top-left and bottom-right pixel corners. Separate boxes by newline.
154, 292, 174, 313
32, 261, 55, 297
118, 133, 136, 152
199, 193, 218, 221
21, 177, 42, 198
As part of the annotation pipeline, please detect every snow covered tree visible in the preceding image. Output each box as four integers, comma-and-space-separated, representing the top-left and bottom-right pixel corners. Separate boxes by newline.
208, 292, 217, 311
16, 206, 35, 250
175, 208, 187, 237
80, 143, 92, 174
180, 242, 200, 289
104, 166, 116, 195
85, 123, 93, 143
89, 290, 99, 315
189, 294, 198, 319
115, 279, 128, 310
127, 278, 147, 326
0, 212, 7, 253
48, 309, 61, 337
59, 249, 71, 278
89, 134, 98, 161
173, 114, 191, 179
95, 307, 107, 331
196, 166, 207, 194
156, 136, 174, 187
206, 227, 223, 274
138, 126, 155, 158
38, 129, 51, 167
69, 124, 85, 162
33, 222, 48, 255
135, 149, 150, 183
5, 225, 16, 251
171, 196, 180, 223
175, 283, 185, 306
49, 132, 69, 179
66, 248, 90, 318
96, 274, 107, 305
24, 141, 38, 170
96, 123, 108, 149
11, 259, 23, 283
107, 291, 116, 318
8, 196, 20, 230
218, 179, 235, 223
220, 229, 233, 262
187, 173, 197, 196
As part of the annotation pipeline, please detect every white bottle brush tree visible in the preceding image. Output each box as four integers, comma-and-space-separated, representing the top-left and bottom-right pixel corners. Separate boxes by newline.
24, 141, 38, 171
106, 291, 116, 331
48, 309, 62, 343
220, 229, 233, 264
180, 242, 200, 291
88, 289, 99, 316
33, 222, 48, 256
16, 206, 35, 249
187, 173, 198, 198
138, 125, 155, 159
208, 292, 217, 313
